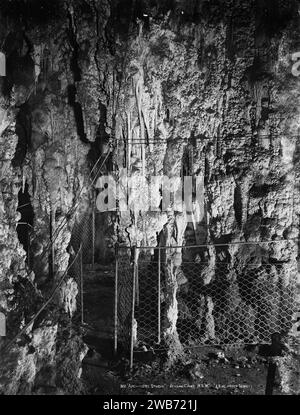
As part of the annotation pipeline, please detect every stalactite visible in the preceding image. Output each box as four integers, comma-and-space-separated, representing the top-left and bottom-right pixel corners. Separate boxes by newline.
134, 74, 145, 176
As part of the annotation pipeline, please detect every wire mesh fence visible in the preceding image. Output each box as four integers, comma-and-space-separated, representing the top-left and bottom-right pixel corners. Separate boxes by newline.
68, 210, 95, 323
0, 148, 115, 354
177, 261, 295, 345
114, 247, 134, 352
114, 244, 298, 367
70, 210, 95, 268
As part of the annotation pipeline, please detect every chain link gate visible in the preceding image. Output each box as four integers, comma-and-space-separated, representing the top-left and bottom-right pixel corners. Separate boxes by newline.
114, 243, 298, 368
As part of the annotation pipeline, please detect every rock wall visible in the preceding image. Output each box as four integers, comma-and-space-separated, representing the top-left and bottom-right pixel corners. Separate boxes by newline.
102, 0, 300, 391
0, 0, 299, 394
0, 0, 91, 394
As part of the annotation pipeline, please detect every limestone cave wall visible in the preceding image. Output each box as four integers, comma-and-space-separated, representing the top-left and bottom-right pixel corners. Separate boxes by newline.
0, 0, 299, 394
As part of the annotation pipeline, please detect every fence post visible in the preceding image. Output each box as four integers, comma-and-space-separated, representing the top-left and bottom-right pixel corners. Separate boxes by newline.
114, 242, 119, 355
27, 224, 30, 268
158, 248, 161, 344
92, 207, 95, 270
136, 250, 139, 307
50, 207, 55, 279
130, 246, 137, 371
80, 244, 84, 325
265, 333, 283, 395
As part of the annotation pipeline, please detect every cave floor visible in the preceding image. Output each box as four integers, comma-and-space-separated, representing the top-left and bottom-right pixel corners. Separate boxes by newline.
80, 264, 119, 395
80, 265, 281, 396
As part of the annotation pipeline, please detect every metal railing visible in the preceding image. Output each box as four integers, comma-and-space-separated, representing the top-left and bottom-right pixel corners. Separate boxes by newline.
114, 243, 298, 369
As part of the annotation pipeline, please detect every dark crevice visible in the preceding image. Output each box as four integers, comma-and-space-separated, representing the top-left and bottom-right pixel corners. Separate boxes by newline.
67, 14, 81, 83
88, 102, 112, 170
0, 0, 62, 29
12, 102, 32, 167
225, 15, 235, 60
255, 0, 297, 40
249, 183, 277, 198
234, 185, 243, 228
67, 11, 89, 144
2, 31, 35, 97
181, 146, 192, 177
16, 183, 34, 266
204, 155, 210, 186
67, 85, 88, 144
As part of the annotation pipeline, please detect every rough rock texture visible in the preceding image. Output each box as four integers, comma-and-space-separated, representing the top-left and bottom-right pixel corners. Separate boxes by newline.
101, 0, 300, 390
0, 0, 90, 394
101, 0, 300, 384
0, 0, 299, 394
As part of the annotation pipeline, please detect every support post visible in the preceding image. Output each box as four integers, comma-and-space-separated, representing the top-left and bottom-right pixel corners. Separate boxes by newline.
80, 245, 84, 325
50, 207, 55, 279
136, 254, 139, 307
158, 248, 161, 344
265, 333, 283, 395
92, 207, 95, 270
265, 360, 277, 396
130, 246, 137, 371
27, 224, 30, 268
114, 243, 119, 355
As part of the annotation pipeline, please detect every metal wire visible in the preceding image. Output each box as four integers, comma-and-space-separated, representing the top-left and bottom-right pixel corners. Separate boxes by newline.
0, 146, 111, 353
117, 132, 300, 143
1, 205, 98, 353
115, 248, 134, 351
1, 0, 134, 353
121, 239, 300, 251
68, 209, 98, 323
0, 244, 83, 354
115, 244, 297, 365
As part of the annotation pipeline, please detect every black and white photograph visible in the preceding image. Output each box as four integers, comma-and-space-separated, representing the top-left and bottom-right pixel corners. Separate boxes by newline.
0, 0, 299, 400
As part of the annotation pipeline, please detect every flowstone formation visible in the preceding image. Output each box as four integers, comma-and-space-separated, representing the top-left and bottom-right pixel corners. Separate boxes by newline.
0, 0, 299, 394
